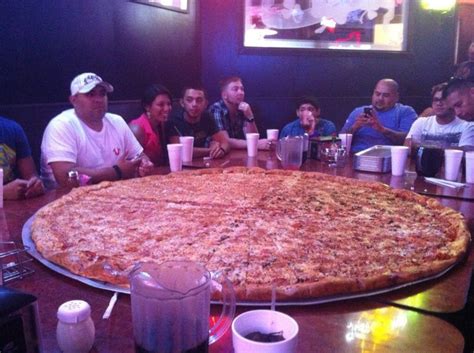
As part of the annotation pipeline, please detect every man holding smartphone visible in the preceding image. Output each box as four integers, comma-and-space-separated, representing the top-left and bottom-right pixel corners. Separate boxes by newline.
340, 78, 417, 153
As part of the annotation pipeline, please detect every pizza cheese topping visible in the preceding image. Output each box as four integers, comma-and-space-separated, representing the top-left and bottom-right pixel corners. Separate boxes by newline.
31, 167, 470, 301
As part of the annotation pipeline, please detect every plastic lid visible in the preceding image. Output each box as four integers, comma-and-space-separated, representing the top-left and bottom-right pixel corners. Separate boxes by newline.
57, 300, 91, 324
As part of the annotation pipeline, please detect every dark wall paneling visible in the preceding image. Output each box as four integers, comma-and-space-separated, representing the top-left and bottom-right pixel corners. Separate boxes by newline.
200, 1, 458, 131
0, 0, 200, 105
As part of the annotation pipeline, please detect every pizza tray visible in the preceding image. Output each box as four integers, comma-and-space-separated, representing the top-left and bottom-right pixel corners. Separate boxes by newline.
22, 216, 129, 294
22, 215, 457, 306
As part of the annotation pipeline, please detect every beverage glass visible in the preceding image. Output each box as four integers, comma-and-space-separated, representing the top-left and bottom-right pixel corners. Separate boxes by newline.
444, 149, 464, 181
391, 146, 409, 176
130, 261, 236, 353
266, 129, 279, 141
167, 144, 183, 172
246, 133, 259, 157
415, 146, 443, 177
466, 151, 474, 183
179, 136, 194, 163
320, 147, 347, 168
338, 133, 353, 154
276, 136, 303, 170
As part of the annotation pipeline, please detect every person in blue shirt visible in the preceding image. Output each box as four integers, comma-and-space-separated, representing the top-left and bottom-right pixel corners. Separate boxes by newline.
1, 116, 44, 200
340, 79, 417, 153
280, 96, 336, 138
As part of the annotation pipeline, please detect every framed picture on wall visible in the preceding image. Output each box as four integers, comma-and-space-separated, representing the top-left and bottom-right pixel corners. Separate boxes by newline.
132, 0, 188, 13
243, 0, 410, 52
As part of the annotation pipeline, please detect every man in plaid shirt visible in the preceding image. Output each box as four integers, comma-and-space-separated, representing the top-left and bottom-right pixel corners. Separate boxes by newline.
208, 76, 269, 150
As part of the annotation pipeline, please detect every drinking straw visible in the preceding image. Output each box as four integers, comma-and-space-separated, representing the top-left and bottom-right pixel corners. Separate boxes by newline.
174, 126, 183, 136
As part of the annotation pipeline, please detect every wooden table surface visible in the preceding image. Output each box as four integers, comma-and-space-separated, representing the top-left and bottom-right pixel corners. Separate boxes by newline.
2, 150, 473, 353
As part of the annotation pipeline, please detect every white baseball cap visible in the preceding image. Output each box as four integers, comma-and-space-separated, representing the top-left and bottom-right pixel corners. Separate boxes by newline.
70, 72, 114, 96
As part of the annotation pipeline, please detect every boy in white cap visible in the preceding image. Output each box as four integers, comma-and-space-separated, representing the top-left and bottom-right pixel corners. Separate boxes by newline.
40, 72, 153, 188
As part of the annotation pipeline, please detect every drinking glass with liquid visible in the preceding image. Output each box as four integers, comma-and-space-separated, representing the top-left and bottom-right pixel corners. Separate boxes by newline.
130, 261, 236, 353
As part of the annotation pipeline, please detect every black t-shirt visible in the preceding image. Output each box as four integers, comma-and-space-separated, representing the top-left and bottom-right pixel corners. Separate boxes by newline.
166, 108, 219, 148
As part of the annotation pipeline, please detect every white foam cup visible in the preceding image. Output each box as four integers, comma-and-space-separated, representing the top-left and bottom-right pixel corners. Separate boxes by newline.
179, 136, 194, 163
246, 133, 260, 157
391, 146, 409, 176
266, 129, 279, 141
167, 143, 183, 172
444, 149, 464, 181
232, 310, 299, 353
465, 151, 474, 184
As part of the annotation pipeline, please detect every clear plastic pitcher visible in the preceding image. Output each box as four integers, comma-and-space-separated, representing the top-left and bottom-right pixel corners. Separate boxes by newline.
276, 136, 304, 170
130, 261, 236, 353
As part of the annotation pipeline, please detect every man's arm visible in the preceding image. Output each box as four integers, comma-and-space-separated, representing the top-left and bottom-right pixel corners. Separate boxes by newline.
238, 102, 259, 134
3, 179, 28, 200
403, 118, 423, 155
243, 120, 258, 134
343, 115, 370, 135
228, 137, 248, 149
208, 130, 230, 159
16, 155, 45, 198
340, 109, 366, 135
367, 111, 407, 145
50, 154, 141, 187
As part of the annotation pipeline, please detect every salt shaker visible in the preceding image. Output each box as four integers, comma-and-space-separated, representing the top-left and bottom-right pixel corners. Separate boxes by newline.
56, 300, 95, 353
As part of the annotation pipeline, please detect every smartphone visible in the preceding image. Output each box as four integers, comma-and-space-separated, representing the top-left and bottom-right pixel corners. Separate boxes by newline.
363, 107, 373, 115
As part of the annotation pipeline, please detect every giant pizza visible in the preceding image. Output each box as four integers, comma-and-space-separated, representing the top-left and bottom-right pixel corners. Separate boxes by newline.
31, 167, 470, 301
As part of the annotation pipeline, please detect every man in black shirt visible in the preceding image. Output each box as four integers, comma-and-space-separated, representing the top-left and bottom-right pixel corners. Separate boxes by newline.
166, 86, 230, 158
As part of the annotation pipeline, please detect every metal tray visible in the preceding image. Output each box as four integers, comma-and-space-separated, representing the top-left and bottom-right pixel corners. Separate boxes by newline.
353, 145, 392, 173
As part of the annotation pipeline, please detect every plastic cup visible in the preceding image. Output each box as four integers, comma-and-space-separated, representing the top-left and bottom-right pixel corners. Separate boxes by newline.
465, 151, 474, 183
167, 144, 183, 172
246, 133, 259, 157
266, 129, 279, 141
391, 146, 409, 176
232, 310, 299, 353
179, 136, 194, 163
338, 133, 353, 153
444, 149, 464, 181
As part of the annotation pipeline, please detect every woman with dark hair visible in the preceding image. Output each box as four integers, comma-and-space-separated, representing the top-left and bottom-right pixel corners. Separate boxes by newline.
129, 84, 172, 165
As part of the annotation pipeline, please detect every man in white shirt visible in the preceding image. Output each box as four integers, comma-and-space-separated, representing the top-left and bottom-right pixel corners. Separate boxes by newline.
41, 72, 153, 188
405, 82, 474, 152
